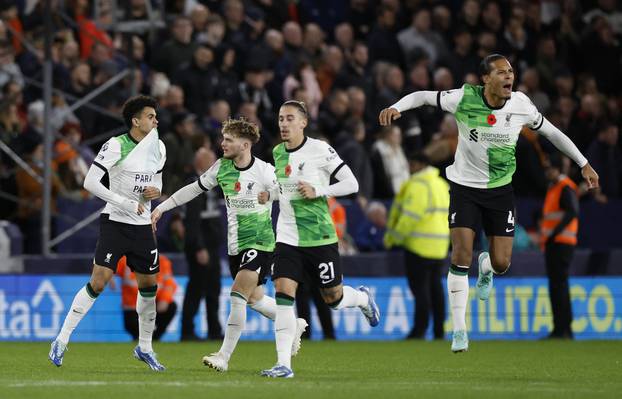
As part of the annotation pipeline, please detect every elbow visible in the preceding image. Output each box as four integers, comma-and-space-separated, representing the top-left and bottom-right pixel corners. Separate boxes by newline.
83, 178, 94, 194
350, 179, 360, 195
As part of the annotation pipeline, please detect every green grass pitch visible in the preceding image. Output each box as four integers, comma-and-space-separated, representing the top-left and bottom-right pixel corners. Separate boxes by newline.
1, 341, 620, 399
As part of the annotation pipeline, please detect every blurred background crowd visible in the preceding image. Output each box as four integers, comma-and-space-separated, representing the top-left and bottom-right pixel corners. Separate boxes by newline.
0, 0, 620, 257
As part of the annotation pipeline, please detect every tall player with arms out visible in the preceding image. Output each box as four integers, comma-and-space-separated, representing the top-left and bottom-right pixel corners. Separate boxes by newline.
151, 118, 307, 372
50, 95, 167, 371
379, 54, 599, 353
261, 101, 381, 379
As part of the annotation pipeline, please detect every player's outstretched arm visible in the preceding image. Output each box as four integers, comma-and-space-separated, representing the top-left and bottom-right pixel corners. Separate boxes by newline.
152, 181, 204, 229
378, 91, 438, 126
537, 117, 600, 189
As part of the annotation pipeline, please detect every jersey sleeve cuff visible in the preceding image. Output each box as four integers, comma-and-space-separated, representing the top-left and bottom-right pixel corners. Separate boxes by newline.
197, 179, 209, 192
93, 161, 107, 172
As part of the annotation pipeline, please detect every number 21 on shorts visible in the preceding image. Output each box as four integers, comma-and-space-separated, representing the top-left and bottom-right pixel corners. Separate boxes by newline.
318, 262, 335, 284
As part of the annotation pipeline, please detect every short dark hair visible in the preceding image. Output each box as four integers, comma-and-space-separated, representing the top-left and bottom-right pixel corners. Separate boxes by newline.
479, 53, 508, 77
407, 151, 430, 165
547, 152, 564, 171
121, 95, 158, 128
281, 100, 308, 120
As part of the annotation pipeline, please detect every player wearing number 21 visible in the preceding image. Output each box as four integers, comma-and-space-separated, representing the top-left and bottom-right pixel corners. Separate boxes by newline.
259, 101, 381, 379
152, 118, 307, 372
50, 95, 167, 371
379, 54, 599, 353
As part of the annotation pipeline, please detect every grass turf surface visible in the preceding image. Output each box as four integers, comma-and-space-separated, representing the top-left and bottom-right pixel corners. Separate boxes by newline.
0, 341, 620, 399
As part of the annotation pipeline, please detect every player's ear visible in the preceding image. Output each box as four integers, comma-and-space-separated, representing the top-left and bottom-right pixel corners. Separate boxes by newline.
301, 117, 308, 129
132, 117, 139, 127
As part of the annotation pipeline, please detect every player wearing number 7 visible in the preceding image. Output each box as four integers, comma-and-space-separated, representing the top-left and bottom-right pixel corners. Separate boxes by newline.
50, 95, 167, 371
379, 54, 599, 353
260, 101, 381, 379
152, 118, 307, 372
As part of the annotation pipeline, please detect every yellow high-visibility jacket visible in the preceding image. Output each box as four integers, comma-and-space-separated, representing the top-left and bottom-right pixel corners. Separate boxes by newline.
384, 166, 450, 259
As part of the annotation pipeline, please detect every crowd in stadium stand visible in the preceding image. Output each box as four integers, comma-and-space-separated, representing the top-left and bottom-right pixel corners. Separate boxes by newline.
0, 0, 620, 254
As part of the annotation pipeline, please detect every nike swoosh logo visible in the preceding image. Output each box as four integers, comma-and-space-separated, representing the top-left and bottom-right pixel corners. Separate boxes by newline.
72, 309, 83, 314
276, 328, 288, 332
506, 228, 514, 233
227, 324, 239, 327
450, 290, 463, 293
149, 265, 158, 271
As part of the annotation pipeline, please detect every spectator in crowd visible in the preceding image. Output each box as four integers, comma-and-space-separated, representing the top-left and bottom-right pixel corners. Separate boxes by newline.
157, 84, 186, 135
370, 125, 409, 199
385, 152, 449, 340
173, 45, 219, 116
518, 68, 551, 114
54, 123, 90, 192
444, 27, 479, 85
202, 99, 230, 148
423, 113, 458, 168
15, 140, 64, 253
315, 45, 344, 97
116, 254, 178, 341
355, 201, 387, 252
367, 5, 402, 66
162, 111, 198, 195
151, 16, 198, 76
0, 39, 23, 88
335, 41, 371, 93
283, 60, 322, 120
334, 118, 373, 204
397, 8, 449, 68
586, 122, 621, 199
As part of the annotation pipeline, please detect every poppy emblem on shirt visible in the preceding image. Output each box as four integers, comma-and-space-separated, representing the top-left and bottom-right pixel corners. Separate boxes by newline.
234, 181, 241, 192
285, 164, 292, 177
487, 114, 497, 126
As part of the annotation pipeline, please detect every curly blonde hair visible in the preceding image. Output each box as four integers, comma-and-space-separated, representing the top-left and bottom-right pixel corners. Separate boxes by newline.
221, 117, 260, 144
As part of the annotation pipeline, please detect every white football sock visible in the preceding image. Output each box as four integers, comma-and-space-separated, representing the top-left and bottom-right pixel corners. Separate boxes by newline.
447, 268, 469, 332
219, 293, 247, 361
137, 289, 157, 353
275, 303, 296, 369
250, 295, 276, 320
332, 285, 368, 310
57, 285, 97, 344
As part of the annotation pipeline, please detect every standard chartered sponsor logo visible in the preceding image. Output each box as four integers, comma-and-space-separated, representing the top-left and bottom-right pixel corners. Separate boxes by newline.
480, 131, 513, 144
225, 196, 256, 209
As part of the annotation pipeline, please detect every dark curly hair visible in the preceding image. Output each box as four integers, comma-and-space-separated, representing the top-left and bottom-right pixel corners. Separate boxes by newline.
121, 95, 158, 129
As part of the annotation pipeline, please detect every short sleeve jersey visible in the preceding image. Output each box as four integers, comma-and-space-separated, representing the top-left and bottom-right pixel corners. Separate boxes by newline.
438, 84, 543, 189
94, 133, 166, 225
272, 136, 345, 247
198, 156, 276, 255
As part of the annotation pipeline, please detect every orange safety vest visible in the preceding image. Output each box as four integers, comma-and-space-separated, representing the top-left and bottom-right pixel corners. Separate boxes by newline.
541, 176, 578, 247
116, 255, 177, 310
328, 197, 346, 239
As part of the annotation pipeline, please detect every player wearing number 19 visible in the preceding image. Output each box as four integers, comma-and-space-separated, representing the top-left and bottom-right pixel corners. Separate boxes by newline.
260, 101, 381, 379
379, 54, 599, 353
49, 95, 167, 371
152, 118, 307, 372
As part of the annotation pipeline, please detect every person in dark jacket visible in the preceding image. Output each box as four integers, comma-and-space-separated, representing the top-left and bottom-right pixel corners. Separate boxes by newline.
180, 147, 224, 340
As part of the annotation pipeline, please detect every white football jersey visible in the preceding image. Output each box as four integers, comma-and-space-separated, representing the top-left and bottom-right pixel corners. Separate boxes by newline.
198, 156, 276, 255
438, 84, 543, 189
93, 131, 166, 225
272, 136, 344, 247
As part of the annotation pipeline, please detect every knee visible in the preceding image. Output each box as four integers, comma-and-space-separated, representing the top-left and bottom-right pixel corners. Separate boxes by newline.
321, 287, 342, 305
88, 279, 107, 294
451, 246, 473, 266
490, 253, 511, 274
